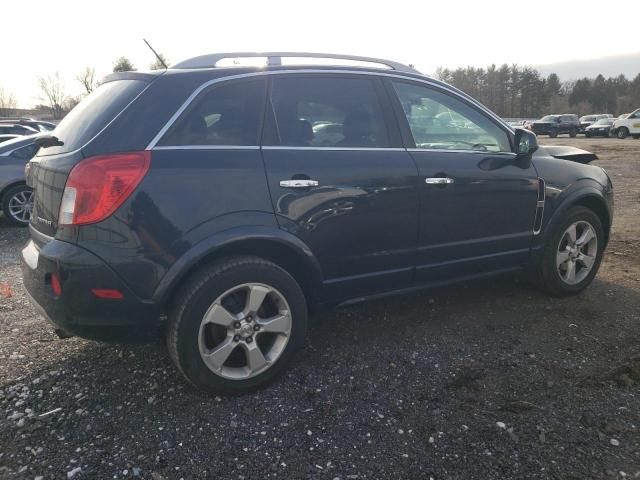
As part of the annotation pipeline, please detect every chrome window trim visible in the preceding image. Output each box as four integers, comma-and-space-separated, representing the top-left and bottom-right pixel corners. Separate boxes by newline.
146, 69, 514, 150
262, 146, 406, 152
153, 145, 260, 151
407, 148, 517, 156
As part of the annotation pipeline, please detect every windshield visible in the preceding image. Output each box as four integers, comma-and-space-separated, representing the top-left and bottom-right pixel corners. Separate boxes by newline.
540, 115, 558, 122
580, 116, 596, 122
594, 119, 611, 125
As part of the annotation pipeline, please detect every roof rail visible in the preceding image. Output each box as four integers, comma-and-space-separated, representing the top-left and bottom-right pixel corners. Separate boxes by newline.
171, 52, 420, 74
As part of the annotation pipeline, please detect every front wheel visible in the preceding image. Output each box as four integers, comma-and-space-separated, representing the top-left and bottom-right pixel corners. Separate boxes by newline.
167, 256, 308, 395
530, 206, 605, 296
632, 134, 640, 139
2, 184, 33, 227
549, 130, 558, 138
569, 128, 578, 138
585, 132, 592, 138
617, 127, 629, 139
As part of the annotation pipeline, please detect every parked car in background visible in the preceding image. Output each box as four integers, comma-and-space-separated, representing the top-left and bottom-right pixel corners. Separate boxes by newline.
584, 118, 615, 137
21, 52, 613, 395
0, 124, 39, 136
0, 135, 41, 225
0, 134, 20, 144
579, 114, 611, 133
531, 114, 580, 137
610, 108, 640, 139
0, 118, 56, 132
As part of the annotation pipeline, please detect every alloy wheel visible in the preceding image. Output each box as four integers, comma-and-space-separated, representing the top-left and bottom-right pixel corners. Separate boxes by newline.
7, 189, 34, 224
198, 283, 292, 380
556, 221, 598, 285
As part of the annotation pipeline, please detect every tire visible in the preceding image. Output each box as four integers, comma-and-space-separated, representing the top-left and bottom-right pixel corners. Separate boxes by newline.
166, 256, 308, 395
617, 127, 629, 139
585, 132, 592, 138
530, 206, 605, 296
549, 130, 558, 138
1, 184, 33, 227
632, 134, 640, 140
569, 128, 578, 138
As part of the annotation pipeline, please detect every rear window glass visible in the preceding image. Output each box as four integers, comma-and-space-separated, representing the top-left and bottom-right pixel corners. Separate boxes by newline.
44, 79, 147, 154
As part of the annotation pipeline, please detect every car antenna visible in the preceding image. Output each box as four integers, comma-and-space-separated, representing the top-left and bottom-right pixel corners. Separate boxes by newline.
143, 38, 168, 69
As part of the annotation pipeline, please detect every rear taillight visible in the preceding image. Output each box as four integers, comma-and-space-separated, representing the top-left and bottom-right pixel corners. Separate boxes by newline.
59, 151, 150, 226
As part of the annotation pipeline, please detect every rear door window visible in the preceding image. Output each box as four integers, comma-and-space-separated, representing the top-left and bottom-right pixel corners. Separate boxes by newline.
41, 79, 148, 155
158, 79, 266, 146
266, 76, 389, 148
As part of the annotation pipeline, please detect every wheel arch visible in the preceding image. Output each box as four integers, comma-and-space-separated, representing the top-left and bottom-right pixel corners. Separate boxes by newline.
154, 227, 324, 313
541, 189, 611, 248
572, 195, 611, 245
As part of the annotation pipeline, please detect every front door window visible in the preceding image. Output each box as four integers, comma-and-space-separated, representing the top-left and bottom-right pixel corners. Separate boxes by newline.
392, 81, 511, 153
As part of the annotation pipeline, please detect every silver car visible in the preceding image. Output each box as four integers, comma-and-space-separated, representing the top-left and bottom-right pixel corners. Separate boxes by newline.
0, 135, 41, 226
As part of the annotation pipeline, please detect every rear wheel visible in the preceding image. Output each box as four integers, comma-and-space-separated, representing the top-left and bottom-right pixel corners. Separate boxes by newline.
585, 131, 592, 138
632, 134, 640, 139
617, 127, 629, 139
530, 206, 604, 296
569, 128, 578, 138
166, 256, 308, 395
2, 184, 33, 227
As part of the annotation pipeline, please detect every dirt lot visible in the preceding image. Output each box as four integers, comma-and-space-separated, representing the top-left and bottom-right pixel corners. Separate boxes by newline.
1, 137, 639, 480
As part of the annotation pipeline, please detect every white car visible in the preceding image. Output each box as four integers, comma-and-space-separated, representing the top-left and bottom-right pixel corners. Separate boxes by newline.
611, 108, 640, 139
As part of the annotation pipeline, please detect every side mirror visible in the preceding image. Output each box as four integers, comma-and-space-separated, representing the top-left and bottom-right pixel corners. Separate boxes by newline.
515, 128, 538, 159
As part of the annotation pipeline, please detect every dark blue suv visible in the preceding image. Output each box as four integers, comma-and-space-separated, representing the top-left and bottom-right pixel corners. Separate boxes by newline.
22, 53, 613, 395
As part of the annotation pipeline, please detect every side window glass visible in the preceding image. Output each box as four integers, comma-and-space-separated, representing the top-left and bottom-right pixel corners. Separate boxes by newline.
159, 79, 265, 146
10, 144, 38, 160
268, 76, 389, 148
392, 81, 511, 153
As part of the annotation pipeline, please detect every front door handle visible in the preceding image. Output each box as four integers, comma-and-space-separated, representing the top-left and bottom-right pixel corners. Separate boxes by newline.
280, 179, 319, 188
425, 177, 454, 185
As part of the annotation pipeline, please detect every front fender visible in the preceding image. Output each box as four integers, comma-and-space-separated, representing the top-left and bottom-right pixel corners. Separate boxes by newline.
152, 225, 323, 306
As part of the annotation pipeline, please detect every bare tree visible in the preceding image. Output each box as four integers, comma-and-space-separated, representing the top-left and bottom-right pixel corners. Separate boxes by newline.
63, 96, 82, 112
37, 73, 67, 119
113, 57, 135, 73
0, 86, 17, 116
76, 67, 98, 94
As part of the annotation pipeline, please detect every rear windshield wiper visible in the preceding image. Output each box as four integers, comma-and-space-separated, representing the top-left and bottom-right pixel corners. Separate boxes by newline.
35, 135, 64, 148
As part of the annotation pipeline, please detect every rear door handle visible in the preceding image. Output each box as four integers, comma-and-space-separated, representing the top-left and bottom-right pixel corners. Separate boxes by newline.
280, 179, 319, 188
425, 177, 454, 185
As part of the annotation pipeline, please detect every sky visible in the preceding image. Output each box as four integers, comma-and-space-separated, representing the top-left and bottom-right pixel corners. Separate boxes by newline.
4, 0, 640, 108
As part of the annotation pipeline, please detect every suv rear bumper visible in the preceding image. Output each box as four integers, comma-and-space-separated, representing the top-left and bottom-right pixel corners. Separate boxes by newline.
21, 237, 161, 340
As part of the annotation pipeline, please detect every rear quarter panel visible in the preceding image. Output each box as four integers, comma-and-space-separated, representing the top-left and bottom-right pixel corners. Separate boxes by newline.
75, 149, 277, 299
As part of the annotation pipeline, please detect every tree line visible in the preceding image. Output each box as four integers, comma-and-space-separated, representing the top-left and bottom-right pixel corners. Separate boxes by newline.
3, 58, 639, 120
436, 65, 640, 118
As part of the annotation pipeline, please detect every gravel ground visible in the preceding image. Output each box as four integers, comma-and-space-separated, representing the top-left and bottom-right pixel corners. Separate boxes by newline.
1, 137, 639, 480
